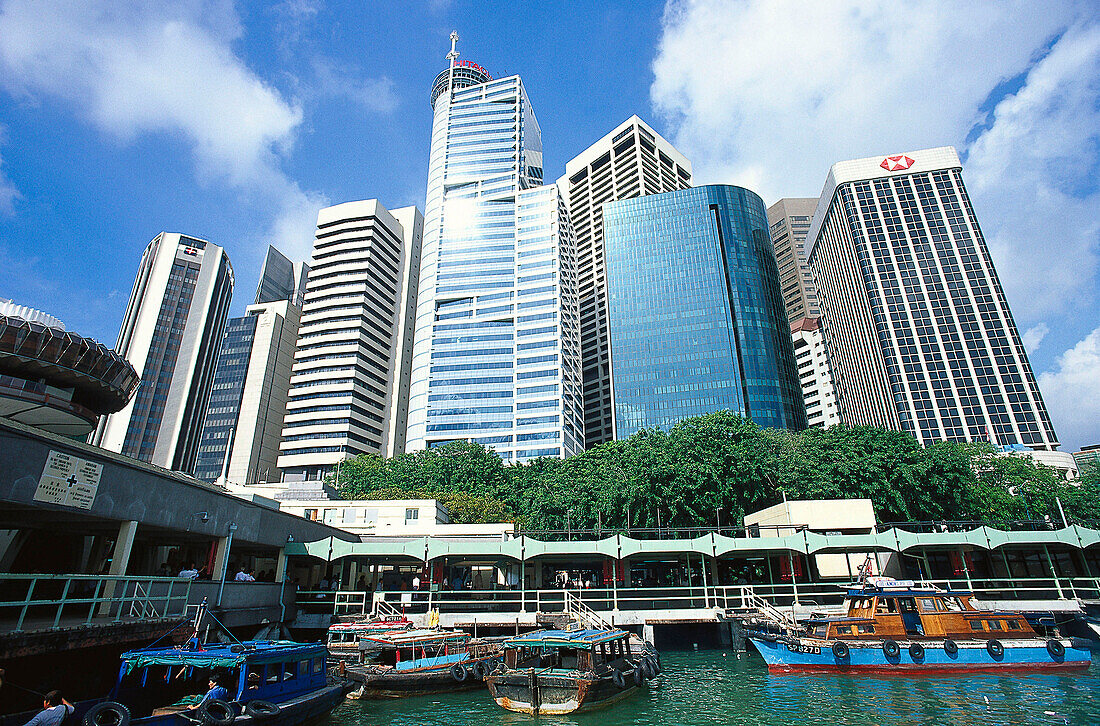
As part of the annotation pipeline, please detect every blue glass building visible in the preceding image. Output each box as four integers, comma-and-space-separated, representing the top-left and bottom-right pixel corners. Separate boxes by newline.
604, 185, 806, 438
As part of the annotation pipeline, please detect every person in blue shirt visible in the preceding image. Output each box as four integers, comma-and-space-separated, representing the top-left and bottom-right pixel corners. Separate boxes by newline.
23, 691, 73, 726
188, 677, 229, 710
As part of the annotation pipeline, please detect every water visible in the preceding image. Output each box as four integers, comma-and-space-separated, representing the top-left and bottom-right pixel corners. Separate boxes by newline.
326, 651, 1100, 726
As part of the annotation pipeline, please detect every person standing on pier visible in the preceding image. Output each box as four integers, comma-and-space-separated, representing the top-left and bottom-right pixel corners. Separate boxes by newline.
22, 691, 73, 726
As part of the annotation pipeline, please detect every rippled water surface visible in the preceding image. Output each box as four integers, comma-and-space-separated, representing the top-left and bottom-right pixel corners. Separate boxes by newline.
326, 651, 1100, 726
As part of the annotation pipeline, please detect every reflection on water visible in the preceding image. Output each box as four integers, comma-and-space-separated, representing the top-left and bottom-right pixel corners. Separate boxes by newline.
325, 650, 1100, 726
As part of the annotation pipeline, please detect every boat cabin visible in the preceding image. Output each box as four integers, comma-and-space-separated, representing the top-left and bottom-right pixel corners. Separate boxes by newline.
805, 580, 1038, 641
327, 616, 411, 646
110, 641, 328, 717
359, 629, 490, 671
502, 629, 634, 674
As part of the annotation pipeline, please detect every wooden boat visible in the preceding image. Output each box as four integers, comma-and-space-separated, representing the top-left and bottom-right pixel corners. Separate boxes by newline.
343, 629, 500, 698
72, 640, 350, 726
327, 615, 412, 659
484, 629, 660, 715
749, 577, 1092, 673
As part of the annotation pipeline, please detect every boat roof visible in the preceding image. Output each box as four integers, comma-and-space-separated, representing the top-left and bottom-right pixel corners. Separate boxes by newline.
363, 629, 468, 646
330, 618, 411, 631
119, 640, 324, 673
847, 587, 973, 597
503, 629, 628, 650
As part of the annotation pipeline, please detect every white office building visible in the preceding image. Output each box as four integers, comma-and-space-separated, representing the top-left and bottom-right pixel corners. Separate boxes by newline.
767, 198, 821, 324
404, 36, 583, 461
790, 317, 840, 428
92, 233, 233, 472
807, 147, 1058, 449
558, 115, 692, 447
278, 200, 423, 480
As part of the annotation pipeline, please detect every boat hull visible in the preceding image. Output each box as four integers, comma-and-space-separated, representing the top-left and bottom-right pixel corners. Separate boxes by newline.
750, 636, 1092, 674
485, 671, 640, 715
345, 659, 495, 699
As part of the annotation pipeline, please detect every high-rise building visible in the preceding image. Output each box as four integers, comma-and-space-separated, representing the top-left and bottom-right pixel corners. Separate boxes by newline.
807, 146, 1058, 449
404, 36, 583, 462
92, 233, 233, 472
767, 198, 820, 323
604, 185, 806, 438
193, 247, 306, 484
559, 116, 692, 448
790, 317, 840, 428
277, 200, 422, 481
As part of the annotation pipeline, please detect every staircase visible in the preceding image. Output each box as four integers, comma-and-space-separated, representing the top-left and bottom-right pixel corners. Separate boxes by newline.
726, 589, 801, 635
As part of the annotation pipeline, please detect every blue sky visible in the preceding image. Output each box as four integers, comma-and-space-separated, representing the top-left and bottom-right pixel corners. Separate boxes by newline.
0, 1, 1098, 451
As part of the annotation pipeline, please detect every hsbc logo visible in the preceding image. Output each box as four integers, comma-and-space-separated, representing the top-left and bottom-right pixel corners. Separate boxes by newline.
880, 155, 915, 171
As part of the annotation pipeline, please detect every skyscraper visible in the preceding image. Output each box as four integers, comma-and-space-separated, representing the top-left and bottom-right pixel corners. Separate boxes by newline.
404, 36, 583, 461
559, 115, 692, 448
807, 146, 1058, 449
194, 246, 306, 484
604, 185, 806, 438
92, 233, 233, 472
277, 200, 422, 481
766, 198, 820, 324
790, 317, 840, 428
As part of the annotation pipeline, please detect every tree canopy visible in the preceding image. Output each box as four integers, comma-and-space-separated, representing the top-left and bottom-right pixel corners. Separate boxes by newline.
331, 411, 1100, 529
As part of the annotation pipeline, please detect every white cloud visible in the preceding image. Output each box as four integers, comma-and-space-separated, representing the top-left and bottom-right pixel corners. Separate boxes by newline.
1038, 327, 1100, 449
310, 57, 399, 114
0, 0, 320, 257
650, 1, 1099, 325
1023, 323, 1050, 353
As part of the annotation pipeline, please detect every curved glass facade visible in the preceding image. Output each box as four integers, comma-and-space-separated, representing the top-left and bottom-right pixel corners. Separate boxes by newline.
604, 185, 806, 438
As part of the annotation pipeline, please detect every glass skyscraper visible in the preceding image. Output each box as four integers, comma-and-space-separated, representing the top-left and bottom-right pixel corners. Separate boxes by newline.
604, 185, 807, 438
405, 41, 583, 461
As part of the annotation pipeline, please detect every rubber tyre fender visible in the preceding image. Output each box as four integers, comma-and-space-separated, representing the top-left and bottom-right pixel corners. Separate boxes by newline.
943, 639, 958, 655
641, 657, 657, 680
882, 639, 901, 659
230, 645, 246, 653
450, 663, 469, 682
908, 642, 925, 661
831, 641, 850, 660
84, 702, 131, 726
198, 699, 235, 726
612, 669, 627, 689
1046, 639, 1065, 659
987, 639, 1004, 658
632, 666, 644, 686
473, 660, 491, 681
244, 701, 280, 720
648, 654, 662, 675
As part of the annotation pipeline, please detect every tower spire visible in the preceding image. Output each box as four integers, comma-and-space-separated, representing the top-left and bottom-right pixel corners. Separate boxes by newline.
446, 30, 460, 67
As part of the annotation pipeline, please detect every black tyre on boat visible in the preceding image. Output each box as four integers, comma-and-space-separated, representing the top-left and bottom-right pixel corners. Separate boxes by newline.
83, 701, 130, 726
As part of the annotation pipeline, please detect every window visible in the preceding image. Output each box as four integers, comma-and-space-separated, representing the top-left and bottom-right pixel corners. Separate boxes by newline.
857, 624, 875, 634
405, 508, 419, 521
304, 509, 318, 521
313, 657, 324, 673
1006, 620, 1021, 630
969, 620, 984, 631
988, 620, 1003, 631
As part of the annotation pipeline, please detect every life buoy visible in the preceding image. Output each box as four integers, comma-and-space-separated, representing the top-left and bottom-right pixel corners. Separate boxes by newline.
244, 701, 280, 720
943, 639, 958, 655
450, 664, 469, 682
832, 641, 850, 659
473, 660, 491, 681
1046, 639, 1065, 658
908, 642, 925, 661
882, 640, 900, 659
197, 699, 235, 726
987, 639, 1004, 658
84, 702, 131, 726
612, 669, 627, 689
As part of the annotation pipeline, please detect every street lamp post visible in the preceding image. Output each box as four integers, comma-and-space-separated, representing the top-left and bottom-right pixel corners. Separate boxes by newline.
566, 509, 574, 541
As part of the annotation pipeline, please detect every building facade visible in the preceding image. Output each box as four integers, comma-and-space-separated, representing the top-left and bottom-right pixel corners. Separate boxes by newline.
92, 233, 233, 472
604, 185, 806, 438
767, 198, 820, 323
790, 317, 840, 428
277, 200, 422, 481
558, 115, 692, 448
806, 147, 1058, 449
404, 43, 583, 462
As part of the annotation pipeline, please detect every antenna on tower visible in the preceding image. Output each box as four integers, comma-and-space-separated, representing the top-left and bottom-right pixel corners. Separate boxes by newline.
446, 30, 460, 67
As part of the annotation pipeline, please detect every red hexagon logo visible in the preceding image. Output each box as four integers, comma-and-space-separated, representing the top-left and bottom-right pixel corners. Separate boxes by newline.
880, 155, 915, 171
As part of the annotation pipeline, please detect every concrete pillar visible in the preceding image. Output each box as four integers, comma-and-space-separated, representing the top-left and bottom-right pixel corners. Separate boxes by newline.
98, 520, 138, 616
642, 623, 655, 645
211, 536, 231, 581
275, 548, 288, 583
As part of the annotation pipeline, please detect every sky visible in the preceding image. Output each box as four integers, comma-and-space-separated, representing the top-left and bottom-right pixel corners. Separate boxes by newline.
0, 0, 1097, 451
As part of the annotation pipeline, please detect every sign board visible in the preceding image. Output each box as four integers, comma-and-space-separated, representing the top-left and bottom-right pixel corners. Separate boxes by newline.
33, 450, 103, 510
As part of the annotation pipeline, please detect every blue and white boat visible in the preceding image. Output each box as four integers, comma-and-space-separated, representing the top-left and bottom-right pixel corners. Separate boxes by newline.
748, 578, 1092, 673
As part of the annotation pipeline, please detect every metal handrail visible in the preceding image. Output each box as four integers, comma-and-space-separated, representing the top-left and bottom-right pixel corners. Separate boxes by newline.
0, 574, 192, 633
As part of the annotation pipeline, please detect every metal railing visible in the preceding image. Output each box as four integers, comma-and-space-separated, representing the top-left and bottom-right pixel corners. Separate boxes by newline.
0, 574, 192, 633
876, 520, 1065, 533
298, 576, 1100, 621
513, 523, 810, 541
